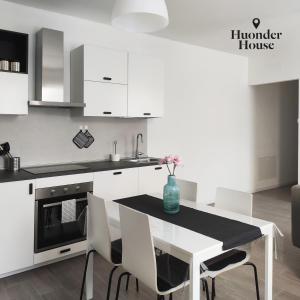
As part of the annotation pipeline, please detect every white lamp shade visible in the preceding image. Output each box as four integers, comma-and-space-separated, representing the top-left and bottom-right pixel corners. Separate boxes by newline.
112, 0, 169, 33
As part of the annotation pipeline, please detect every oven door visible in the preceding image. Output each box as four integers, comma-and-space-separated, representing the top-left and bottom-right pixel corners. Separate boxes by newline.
35, 193, 87, 253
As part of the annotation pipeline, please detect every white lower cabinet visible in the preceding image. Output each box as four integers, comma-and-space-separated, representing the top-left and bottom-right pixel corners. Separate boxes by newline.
138, 165, 168, 195
93, 168, 139, 201
0, 180, 34, 275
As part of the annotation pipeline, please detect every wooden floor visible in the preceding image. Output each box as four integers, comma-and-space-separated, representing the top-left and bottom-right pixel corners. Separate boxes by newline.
1, 186, 300, 300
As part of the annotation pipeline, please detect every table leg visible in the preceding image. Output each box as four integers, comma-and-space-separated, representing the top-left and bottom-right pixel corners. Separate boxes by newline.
85, 249, 94, 300
265, 232, 273, 300
189, 255, 201, 300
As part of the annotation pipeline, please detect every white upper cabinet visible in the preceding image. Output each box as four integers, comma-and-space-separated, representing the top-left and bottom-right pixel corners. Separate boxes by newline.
71, 45, 128, 117
84, 45, 127, 84
71, 45, 164, 118
0, 72, 28, 115
128, 53, 164, 118
84, 81, 127, 117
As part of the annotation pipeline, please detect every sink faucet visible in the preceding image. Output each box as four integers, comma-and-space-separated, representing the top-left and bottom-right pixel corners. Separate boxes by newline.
135, 133, 144, 159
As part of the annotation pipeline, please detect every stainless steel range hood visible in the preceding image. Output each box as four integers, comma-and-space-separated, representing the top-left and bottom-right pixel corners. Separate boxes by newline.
29, 28, 85, 108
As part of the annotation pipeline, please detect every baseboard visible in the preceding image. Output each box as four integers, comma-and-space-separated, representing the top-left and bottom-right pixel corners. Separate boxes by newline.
253, 182, 297, 193
0, 250, 85, 279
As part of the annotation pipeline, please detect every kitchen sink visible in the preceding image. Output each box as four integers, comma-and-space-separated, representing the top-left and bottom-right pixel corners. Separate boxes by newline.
125, 158, 160, 163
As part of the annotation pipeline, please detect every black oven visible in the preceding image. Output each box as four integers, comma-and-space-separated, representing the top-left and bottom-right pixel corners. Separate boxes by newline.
34, 182, 93, 253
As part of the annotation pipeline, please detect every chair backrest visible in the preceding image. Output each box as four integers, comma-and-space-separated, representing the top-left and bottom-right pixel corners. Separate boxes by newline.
119, 205, 158, 292
87, 193, 112, 262
215, 187, 253, 216
176, 178, 198, 202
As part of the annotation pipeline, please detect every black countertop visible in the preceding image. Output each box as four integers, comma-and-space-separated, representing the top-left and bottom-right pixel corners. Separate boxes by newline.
0, 159, 161, 183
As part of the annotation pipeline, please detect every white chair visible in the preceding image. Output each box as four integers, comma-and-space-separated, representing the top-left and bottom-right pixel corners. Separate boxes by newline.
80, 193, 137, 300
176, 178, 198, 202
116, 205, 205, 300
201, 187, 259, 300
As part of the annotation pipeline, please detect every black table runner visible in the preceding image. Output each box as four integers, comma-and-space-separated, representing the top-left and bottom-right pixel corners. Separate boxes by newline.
114, 195, 262, 250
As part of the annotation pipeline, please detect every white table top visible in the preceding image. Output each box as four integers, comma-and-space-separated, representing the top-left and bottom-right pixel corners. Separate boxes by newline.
106, 196, 274, 262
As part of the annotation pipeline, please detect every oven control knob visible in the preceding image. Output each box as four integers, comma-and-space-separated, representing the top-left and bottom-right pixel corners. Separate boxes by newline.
76, 185, 80, 191
50, 189, 56, 195
63, 187, 69, 193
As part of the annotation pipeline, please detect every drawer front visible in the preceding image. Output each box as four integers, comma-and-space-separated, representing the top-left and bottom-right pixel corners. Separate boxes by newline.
138, 165, 167, 195
35, 173, 94, 189
84, 45, 127, 84
84, 81, 127, 117
93, 168, 139, 201
34, 241, 86, 264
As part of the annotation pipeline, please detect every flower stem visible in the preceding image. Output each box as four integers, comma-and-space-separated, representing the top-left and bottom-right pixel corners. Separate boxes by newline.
166, 163, 172, 175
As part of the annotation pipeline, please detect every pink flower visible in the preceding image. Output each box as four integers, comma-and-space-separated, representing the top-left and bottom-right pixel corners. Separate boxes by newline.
159, 158, 166, 165
173, 155, 182, 166
165, 155, 174, 164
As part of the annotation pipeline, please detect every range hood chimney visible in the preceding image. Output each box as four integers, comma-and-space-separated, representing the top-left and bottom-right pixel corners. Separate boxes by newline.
29, 28, 84, 108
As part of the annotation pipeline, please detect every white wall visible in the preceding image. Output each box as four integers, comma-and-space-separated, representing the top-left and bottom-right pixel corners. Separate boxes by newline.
0, 1, 254, 202
147, 49, 252, 203
251, 81, 298, 191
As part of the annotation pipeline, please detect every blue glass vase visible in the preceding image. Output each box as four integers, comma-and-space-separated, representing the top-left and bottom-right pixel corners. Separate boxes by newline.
163, 175, 180, 214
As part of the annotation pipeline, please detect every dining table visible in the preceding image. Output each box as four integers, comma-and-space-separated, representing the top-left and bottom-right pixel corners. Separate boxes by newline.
85, 194, 274, 300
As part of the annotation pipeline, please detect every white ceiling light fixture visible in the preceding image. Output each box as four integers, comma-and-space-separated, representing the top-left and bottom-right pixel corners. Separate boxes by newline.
112, 0, 169, 33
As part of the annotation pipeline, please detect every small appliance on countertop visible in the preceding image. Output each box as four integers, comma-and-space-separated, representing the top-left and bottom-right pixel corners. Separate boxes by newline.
0, 142, 21, 171
110, 140, 120, 162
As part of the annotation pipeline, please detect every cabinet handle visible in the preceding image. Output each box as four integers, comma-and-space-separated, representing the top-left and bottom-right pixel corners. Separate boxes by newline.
60, 248, 71, 254
143, 113, 151, 116
155, 167, 162, 170
103, 112, 112, 115
29, 183, 33, 195
113, 171, 122, 175
103, 77, 112, 81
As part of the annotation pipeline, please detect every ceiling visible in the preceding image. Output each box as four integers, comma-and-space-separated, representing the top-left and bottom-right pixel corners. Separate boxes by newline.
5, 0, 300, 51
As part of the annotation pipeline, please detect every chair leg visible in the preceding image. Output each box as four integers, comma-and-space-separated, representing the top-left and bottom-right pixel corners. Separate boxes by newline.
125, 274, 130, 291
245, 262, 260, 300
80, 249, 96, 300
115, 272, 130, 300
211, 278, 216, 299
135, 278, 139, 292
202, 279, 210, 300
106, 266, 118, 300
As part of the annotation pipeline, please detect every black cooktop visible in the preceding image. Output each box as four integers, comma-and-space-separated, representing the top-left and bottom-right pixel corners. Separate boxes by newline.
23, 164, 89, 175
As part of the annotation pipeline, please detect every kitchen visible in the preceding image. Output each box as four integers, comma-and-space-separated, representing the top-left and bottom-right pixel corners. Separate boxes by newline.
0, 0, 300, 300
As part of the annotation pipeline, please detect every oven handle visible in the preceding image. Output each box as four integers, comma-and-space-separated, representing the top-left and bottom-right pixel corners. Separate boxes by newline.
42, 198, 87, 208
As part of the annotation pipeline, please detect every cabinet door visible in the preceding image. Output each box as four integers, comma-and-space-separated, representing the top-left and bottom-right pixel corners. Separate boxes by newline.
138, 165, 168, 195
84, 45, 127, 84
84, 81, 127, 117
93, 169, 139, 201
0, 180, 34, 275
0, 73, 28, 115
128, 54, 164, 118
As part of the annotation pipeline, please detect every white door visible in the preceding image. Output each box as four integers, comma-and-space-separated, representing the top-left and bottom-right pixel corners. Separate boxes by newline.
84, 81, 127, 117
128, 53, 164, 118
0, 73, 28, 115
138, 165, 168, 195
84, 45, 127, 84
0, 180, 34, 275
93, 168, 139, 201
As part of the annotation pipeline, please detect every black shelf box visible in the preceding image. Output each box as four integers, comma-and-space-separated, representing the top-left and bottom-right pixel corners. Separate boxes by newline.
0, 29, 28, 74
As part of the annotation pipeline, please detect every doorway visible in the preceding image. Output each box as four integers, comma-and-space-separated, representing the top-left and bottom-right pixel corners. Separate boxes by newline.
252, 80, 298, 191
